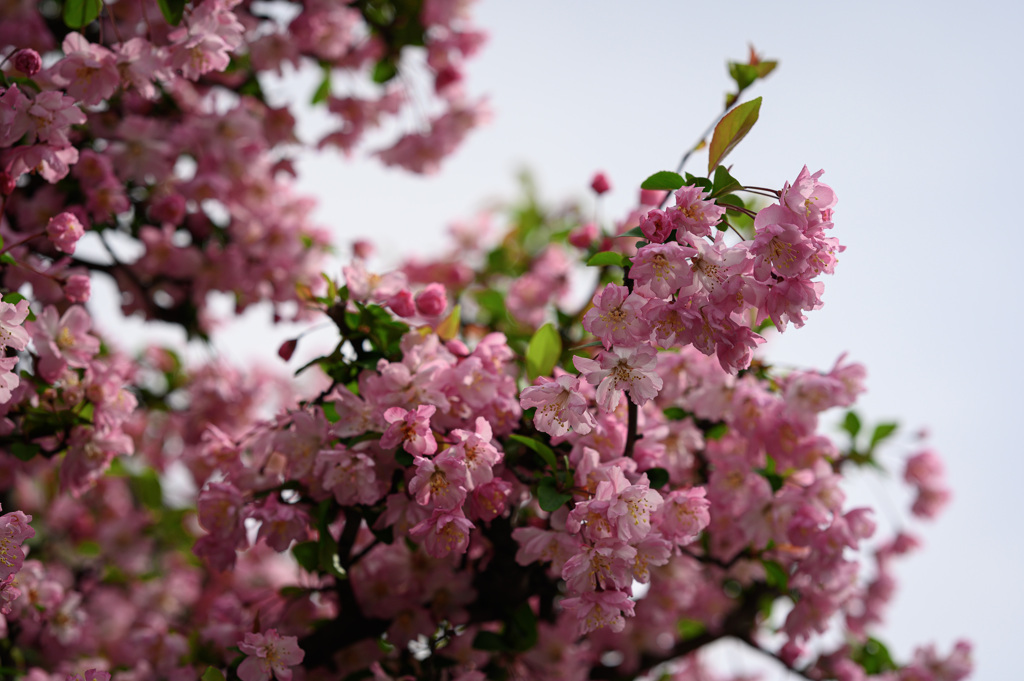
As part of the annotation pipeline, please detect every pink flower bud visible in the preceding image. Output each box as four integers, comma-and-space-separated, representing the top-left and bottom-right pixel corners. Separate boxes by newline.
590, 172, 611, 195
414, 283, 447, 317
387, 289, 416, 317
64, 274, 91, 303
568, 222, 599, 249
639, 188, 667, 206
12, 49, 41, 77
149, 193, 186, 225
434, 64, 463, 94
0, 173, 15, 195
46, 212, 85, 254
277, 338, 298, 361
352, 239, 374, 259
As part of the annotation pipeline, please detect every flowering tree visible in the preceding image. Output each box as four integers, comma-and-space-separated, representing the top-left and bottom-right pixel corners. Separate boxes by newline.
0, 2, 971, 681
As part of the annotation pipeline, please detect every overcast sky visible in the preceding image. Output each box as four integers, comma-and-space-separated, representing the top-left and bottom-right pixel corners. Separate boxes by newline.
99, 1, 1022, 678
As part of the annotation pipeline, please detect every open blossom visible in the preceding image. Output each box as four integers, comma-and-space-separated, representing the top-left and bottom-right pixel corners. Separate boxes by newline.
0, 299, 31, 351
669, 185, 726, 237
520, 374, 595, 436
630, 241, 696, 299
237, 629, 305, 681
0, 505, 35, 581
409, 508, 474, 558
381, 405, 438, 455
573, 345, 663, 411
28, 305, 100, 382
560, 589, 636, 636
582, 283, 650, 349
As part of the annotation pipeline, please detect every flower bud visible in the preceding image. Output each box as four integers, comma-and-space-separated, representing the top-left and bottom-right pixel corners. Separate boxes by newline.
590, 171, 611, 195
46, 212, 86, 254
64, 274, 91, 303
414, 283, 447, 317
387, 289, 416, 318
12, 49, 41, 77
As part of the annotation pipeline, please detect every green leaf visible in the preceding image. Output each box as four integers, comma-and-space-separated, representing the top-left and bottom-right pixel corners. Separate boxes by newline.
0, 253, 15, 265
537, 476, 572, 512
842, 411, 862, 439
11, 441, 39, 461
641, 171, 685, 191
677, 618, 706, 640
526, 323, 562, 381
77, 539, 101, 556
201, 668, 226, 681
475, 289, 507, 320
129, 470, 164, 510
292, 541, 319, 573
505, 602, 539, 652
395, 450, 413, 466
755, 60, 778, 79
646, 467, 669, 490
311, 64, 332, 105
471, 630, 507, 652
156, 0, 187, 25
663, 407, 688, 420
372, 59, 398, 84
707, 97, 762, 174
683, 173, 713, 192
509, 434, 557, 471
710, 165, 742, 198
761, 559, 789, 591
705, 423, 728, 441
618, 226, 645, 238
869, 422, 898, 449
63, 0, 103, 28
586, 251, 627, 268
321, 401, 340, 423
852, 637, 898, 675
728, 62, 760, 91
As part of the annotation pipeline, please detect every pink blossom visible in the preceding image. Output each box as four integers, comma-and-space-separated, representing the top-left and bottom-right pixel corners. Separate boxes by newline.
0, 506, 34, 581
582, 283, 650, 349
658, 487, 711, 545
408, 453, 468, 510
0, 355, 19, 403
46, 212, 85, 254
568, 222, 599, 249
573, 345, 663, 411
630, 241, 696, 299
29, 305, 100, 382
560, 589, 635, 635
670, 185, 726, 237
54, 33, 120, 106
380, 405, 438, 455
561, 540, 636, 594
638, 208, 674, 243
316, 447, 382, 506
237, 629, 305, 681
409, 508, 474, 558
0, 299, 31, 351
781, 166, 837, 230
520, 374, 596, 436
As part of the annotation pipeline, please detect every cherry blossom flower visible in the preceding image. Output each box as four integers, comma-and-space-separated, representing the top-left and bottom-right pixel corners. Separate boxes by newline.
573, 345, 663, 411
520, 374, 596, 436
237, 629, 305, 681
